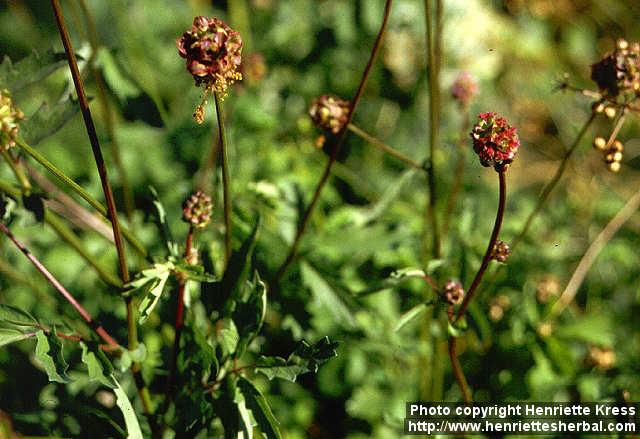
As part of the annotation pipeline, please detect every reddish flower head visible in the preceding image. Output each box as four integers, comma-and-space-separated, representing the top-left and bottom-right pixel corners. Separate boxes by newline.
177, 16, 243, 93
309, 95, 351, 135
443, 280, 465, 306
470, 112, 520, 170
451, 72, 478, 108
591, 38, 640, 99
182, 190, 213, 228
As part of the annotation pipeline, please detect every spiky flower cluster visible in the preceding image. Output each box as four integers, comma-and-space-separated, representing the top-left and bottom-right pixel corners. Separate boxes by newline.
177, 16, 243, 93
309, 95, 350, 135
491, 240, 511, 263
591, 39, 640, 100
182, 191, 213, 228
470, 112, 520, 170
450, 72, 478, 108
0, 89, 24, 151
443, 280, 464, 306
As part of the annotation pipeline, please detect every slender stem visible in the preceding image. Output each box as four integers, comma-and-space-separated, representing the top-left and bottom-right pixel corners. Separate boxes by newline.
275, 0, 394, 282
456, 170, 506, 320
443, 110, 469, 237
51, 0, 154, 423
347, 123, 427, 171
1, 149, 31, 193
213, 92, 232, 264
0, 222, 119, 348
77, 0, 135, 219
512, 113, 596, 249
551, 187, 640, 318
448, 337, 472, 403
14, 138, 148, 259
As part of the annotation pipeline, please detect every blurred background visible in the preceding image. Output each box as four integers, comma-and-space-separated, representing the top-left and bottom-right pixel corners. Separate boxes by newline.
0, 0, 639, 437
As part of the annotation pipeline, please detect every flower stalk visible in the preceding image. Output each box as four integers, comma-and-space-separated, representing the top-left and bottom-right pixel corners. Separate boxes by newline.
214, 92, 233, 264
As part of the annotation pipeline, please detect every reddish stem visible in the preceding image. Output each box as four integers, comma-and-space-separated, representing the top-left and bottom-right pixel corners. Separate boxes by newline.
448, 337, 472, 403
0, 222, 119, 349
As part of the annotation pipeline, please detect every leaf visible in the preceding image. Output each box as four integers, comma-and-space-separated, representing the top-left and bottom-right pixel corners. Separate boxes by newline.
118, 344, 148, 372
447, 317, 468, 338
232, 272, 267, 358
20, 97, 81, 145
355, 267, 433, 297
125, 261, 174, 324
96, 47, 141, 102
300, 262, 356, 329
237, 377, 283, 439
216, 318, 239, 360
555, 314, 614, 347
394, 302, 433, 332
173, 262, 217, 283
34, 329, 70, 383
81, 342, 117, 389
256, 337, 338, 382
354, 168, 416, 226
0, 328, 33, 347
0, 304, 38, 327
0, 49, 68, 92
113, 378, 143, 439
148, 186, 179, 257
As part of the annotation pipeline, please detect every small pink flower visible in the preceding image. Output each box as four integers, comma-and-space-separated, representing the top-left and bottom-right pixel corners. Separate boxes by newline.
177, 17, 243, 93
443, 280, 465, 305
450, 72, 478, 108
470, 112, 520, 170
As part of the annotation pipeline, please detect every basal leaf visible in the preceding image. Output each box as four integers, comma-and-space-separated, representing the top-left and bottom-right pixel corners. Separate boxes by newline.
237, 377, 283, 439
34, 329, 70, 383
113, 378, 143, 439
0, 304, 39, 327
300, 262, 356, 329
0, 328, 33, 348
0, 49, 68, 92
81, 342, 117, 389
20, 96, 80, 145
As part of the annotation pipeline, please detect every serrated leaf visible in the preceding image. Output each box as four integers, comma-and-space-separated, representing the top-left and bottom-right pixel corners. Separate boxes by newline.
35, 329, 70, 383
300, 262, 356, 329
0, 49, 68, 92
394, 302, 433, 332
126, 261, 174, 323
81, 342, 117, 388
113, 378, 143, 439
0, 304, 38, 327
237, 377, 283, 439
174, 262, 217, 283
217, 318, 239, 359
148, 186, 179, 257
20, 97, 81, 145
0, 328, 34, 347
233, 272, 267, 358
256, 337, 338, 382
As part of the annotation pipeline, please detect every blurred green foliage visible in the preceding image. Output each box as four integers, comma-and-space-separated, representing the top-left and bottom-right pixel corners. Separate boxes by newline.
0, 0, 639, 437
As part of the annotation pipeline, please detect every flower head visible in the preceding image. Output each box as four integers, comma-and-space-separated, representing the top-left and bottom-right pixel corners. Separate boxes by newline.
470, 112, 520, 170
491, 240, 511, 263
450, 72, 478, 108
591, 38, 640, 100
443, 280, 465, 306
0, 89, 24, 151
182, 190, 213, 228
309, 95, 350, 135
177, 16, 243, 93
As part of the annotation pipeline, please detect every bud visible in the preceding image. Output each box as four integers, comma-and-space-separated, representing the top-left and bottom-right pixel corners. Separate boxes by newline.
470, 112, 520, 171
491, 240, 511, 262
592, 101, 605, 113
443, 280, 464, 306
309, 95, 350, 135
608, 161, 621, 173
0, 89, 25, 151
450, 72, 478, 108
593, 137, 607, 150
182, 190, 213, 228
177, 17, 243, 93
604, 106, 617, 119
591, 38, 640, 98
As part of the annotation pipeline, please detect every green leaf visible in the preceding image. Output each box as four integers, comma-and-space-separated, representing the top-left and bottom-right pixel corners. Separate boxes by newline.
232, 272, 267, 358
0, 328, 33, 347
118, 344, 147, 372
173, 262, 217, 283
217, 318, 239, 360
354, 168, 416, 226
148, 186, 179, 257
237, 377, 283, 439
34, 329, 70, 383
355, 267, 431, 297
555, 314, 614, 347
447, 317, 468, 338
0, 49, 68, 92
96, 47, 141, 102
125, 261, 174, 324
0, 304, 39, 327
300, 262, 356, 329
256, 337, 338, 382
113, 378, 143, 439
20, 96, 81, 145
394, 302, 434, 332
81, 342, 117, 388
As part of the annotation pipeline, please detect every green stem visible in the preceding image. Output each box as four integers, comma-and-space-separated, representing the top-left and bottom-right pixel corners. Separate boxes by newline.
2, 149, 31, 193
213, 92, 233, 265
443, 109, 469, 238
347, 123, 427, 171
14, 138, 148, 259
275, 0, 394, 283
512, 113, 596, 249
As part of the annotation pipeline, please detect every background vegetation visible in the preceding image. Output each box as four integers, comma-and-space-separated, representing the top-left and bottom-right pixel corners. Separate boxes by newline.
0, 0, 639, 437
